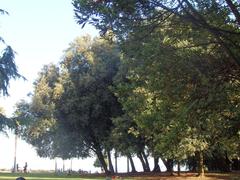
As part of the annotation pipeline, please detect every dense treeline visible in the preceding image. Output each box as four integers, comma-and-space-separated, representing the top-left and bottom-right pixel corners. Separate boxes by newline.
11, 0, 240, 177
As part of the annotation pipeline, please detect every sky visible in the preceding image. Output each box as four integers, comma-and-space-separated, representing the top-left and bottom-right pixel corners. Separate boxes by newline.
0, 0, 98, 116
0, 0, 166, 172
0, 0, 101, 172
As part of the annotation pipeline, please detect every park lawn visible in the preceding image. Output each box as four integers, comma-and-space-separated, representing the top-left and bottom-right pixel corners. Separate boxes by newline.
0, 172, 240, 180
0, 172, 107, 180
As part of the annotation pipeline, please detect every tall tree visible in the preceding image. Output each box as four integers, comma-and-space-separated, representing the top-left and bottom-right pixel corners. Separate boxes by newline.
117, 26, 240, 175
73, 0, 240, 176
111, 115, 151, 172
0, 9, 23, 133
0, 9, 23, 96
54, 36, 122, 174
15, 65, 90, 160
18, 36, 122, 174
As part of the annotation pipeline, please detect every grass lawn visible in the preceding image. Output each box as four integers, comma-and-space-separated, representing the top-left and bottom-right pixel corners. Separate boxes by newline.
0, 172, 240, 180
0, 173, 107, 180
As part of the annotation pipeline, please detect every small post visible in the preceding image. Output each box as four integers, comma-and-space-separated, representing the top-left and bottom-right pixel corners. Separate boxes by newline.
55, 158, 58, 173
70, 159, 73, 171
13, 120, 19, 173
13, 133, 17, 173
177, 161, 180, 176
63, 159, 65, 172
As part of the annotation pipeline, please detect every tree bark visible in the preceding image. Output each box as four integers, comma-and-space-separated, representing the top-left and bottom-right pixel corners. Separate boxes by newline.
177, 161, 181, 176
94, 144, 110, 174
128, 154, 137, 172
137, 153, 148, 172
225, 151, 231, 172
162, 159, 173, 174
197, 151, 204, 177
107, 150, 114, 173
142, 151, 150, 172
232, 159, 240, 170
152, 157, 161, 172
114, 152, 118, 173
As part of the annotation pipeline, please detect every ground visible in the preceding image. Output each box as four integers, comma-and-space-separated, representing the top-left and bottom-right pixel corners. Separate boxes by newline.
0, 172, 239, 180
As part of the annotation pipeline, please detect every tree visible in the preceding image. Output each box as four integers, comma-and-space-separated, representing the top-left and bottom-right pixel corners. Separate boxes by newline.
73, 0, 240, 65
54, 36, 122, 174
13, 65, 91, 161
0, 106, 8, 132
116, 27, 240, 175
0, 9, 23, 96
73, 0, 240, 176
15, 65, 57, 158
0, 9, 23, 134
111, 115, 151, 172
18, 36, 122, 174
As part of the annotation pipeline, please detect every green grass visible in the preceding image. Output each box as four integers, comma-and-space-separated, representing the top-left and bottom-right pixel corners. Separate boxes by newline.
0, 173, 106, 180
1, 172, 240, 180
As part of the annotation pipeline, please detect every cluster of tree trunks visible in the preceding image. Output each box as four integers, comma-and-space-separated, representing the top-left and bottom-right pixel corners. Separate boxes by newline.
97, 151, 240, 175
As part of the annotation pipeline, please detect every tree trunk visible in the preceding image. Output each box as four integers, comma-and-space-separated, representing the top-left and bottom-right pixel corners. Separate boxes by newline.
55, 158, 57, 173
107, 150, 114, 173
152, 157, 161, 172
114, 152, 118, 173
13, 131, 18, 173
177, 161, 181, 176
232, 159, 240, 170
127, 157, 130, 173
62, 159, 65, 172
225, 151, 231, 172
162, 159, 173, 174
94, 145, 110, 174
142, 151, 150, 172
128, 154, 137, 172
137, 153, 148, 172
197, 151, 204, 177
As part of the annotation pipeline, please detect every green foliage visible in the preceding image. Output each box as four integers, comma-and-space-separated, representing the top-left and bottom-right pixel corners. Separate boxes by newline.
0, 46, 21, 96
17, 36, 122, 173
11, 0, 240, 173
0, 10, 23, 96
54, 36, 122, 172
56, 36, 121, 144
111, 115, 145, 157
73, 0, 240, 174
0, 9, 24, 134
0, 106, 9, 133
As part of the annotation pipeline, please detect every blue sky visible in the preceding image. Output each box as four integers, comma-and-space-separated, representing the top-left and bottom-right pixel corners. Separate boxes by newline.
0, 0, 165, 172
0, 0, 100, 171
0, 0, 98, 115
